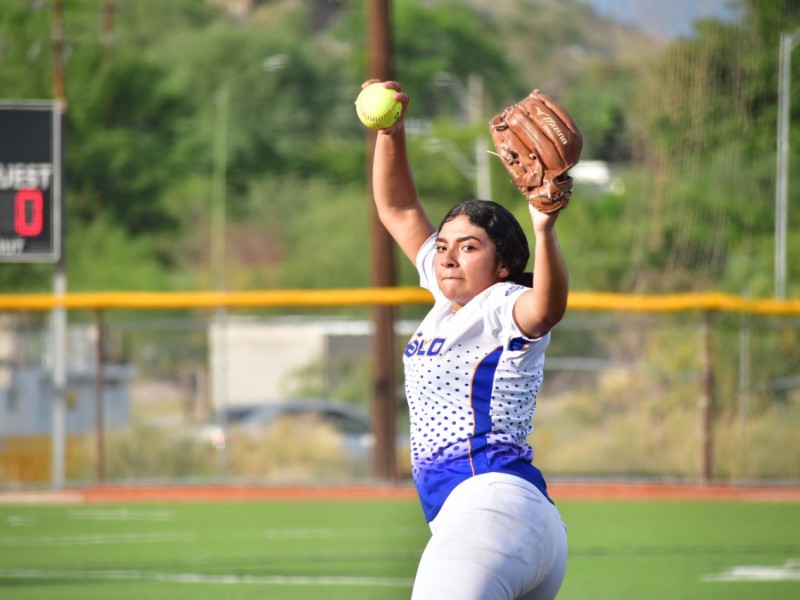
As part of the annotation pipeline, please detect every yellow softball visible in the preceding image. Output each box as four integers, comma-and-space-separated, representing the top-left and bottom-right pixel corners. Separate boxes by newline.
355, 83, 402, 130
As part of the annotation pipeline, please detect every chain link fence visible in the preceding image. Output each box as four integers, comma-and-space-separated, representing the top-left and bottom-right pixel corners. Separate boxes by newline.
0, 291, 798, 487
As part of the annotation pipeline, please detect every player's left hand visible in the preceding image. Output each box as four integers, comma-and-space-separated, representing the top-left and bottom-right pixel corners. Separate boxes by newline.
529, 202, 561, 235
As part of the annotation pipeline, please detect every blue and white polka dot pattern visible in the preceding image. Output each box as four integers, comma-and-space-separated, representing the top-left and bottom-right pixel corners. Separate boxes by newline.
405, 235, 551, 522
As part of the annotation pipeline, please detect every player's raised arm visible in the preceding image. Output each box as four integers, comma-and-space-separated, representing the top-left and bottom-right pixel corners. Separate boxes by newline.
488, 88, 581, 340
513, 206, 569, 339
361, 81, 435, 264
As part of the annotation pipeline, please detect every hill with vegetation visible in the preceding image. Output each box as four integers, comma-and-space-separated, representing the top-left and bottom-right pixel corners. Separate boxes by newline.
0, 0, 796, 300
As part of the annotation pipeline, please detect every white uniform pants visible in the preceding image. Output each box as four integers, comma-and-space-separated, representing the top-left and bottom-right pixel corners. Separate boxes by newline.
411, 472, 568, 600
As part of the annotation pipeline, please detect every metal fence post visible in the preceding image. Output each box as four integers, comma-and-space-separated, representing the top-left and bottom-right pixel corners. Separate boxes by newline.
699, 311, 715, 483
94, 309, 105, 482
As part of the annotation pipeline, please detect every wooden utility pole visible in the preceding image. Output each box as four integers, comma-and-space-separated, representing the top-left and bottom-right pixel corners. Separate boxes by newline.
366, 0, 397, 481
53, 0, 66, 104
102, 0, 115, 64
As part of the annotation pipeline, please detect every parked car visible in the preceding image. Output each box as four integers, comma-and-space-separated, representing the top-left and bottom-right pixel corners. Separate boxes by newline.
202, 398, 410, 477
206, 398, 375, 442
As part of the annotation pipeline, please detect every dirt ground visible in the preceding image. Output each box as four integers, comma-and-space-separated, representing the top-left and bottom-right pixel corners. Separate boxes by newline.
2, 480, 799, 504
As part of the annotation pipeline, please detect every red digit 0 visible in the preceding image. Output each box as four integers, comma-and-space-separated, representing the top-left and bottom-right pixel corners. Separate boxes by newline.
15, 188, 44, 237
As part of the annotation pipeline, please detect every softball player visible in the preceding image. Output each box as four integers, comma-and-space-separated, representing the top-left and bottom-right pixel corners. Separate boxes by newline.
369, 80, 569, 600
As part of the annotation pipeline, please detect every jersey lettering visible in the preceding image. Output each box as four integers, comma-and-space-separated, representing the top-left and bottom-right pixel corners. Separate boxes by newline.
405, 336, 445, 357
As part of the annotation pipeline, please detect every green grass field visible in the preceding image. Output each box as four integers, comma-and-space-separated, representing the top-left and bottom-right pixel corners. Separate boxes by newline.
1, 497, 798, 599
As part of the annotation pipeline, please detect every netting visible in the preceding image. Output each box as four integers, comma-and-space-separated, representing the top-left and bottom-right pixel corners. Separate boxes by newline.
621, 2, 768, 292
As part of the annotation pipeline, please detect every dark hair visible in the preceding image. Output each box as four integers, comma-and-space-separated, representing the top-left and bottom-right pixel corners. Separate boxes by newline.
439, 200, 532, 287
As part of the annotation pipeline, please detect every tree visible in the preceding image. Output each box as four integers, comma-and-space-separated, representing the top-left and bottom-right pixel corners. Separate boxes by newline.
616, 0, 800, 294
333, 0, 522, 112
66, 51, 190, 237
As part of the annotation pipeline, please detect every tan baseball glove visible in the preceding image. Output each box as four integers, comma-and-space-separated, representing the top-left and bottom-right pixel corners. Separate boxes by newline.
489, 89, 583, 212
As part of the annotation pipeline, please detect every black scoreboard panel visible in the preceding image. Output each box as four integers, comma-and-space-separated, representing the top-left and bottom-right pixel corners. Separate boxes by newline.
0, 103, 62, 262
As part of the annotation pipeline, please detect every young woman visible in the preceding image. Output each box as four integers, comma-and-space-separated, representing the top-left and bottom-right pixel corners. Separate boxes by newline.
369, 80, 569, 600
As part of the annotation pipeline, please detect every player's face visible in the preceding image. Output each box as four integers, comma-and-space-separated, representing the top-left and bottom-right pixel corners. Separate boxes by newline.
434, 214, 509, 310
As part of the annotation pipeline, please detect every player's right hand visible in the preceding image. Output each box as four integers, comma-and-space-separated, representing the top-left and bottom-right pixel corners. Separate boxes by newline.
361, 80, 408, 135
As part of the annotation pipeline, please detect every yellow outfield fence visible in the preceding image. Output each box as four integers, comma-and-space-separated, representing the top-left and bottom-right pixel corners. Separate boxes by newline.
0, 288, 798, 487
0, 288, 799, 315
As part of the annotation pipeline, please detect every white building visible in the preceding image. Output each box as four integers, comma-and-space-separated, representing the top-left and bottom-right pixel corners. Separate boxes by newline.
570, 160, 624, 195
208, 316, 417, 410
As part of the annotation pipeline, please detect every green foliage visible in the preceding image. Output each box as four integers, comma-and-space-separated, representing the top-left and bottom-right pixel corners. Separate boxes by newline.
0, 262, 54, 293
747, 0, 800, 40
557, 189, 632, 291
66, 50, 190, 236
333, 0, 521, 112
65, 215, 175, 291
243, 176, 372, 288
406, 121, 484, 219
0, 3, 52, 98
157, 23, 358, 200
613, 1, 800, 293
0, 0, 798, 298
103, 0, 218, 52
563, 63, 635, 162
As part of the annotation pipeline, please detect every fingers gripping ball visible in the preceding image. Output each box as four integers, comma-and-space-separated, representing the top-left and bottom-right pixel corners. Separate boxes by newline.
355, 83, 402, 130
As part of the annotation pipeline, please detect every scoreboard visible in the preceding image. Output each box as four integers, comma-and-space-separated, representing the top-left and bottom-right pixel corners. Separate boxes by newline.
0, 102, 62, 262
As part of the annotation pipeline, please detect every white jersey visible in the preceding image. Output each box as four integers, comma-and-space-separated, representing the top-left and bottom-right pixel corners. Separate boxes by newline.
405, 234, 552, 522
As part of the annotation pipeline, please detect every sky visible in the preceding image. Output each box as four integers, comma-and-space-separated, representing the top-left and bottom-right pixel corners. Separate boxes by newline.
582, 0, 741, 39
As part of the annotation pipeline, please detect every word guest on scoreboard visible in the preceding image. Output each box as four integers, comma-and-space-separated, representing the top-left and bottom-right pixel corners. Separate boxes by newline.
0, 102, 62, 263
